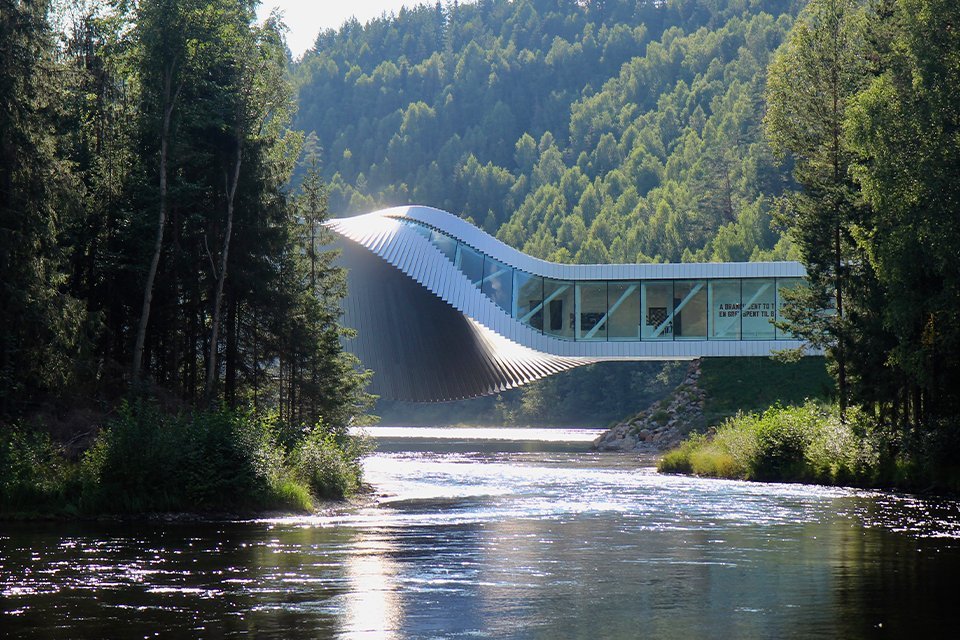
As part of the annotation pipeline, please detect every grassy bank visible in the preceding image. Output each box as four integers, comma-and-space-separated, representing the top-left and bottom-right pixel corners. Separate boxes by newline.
658, 401, 960, 493
0, 402, 369, 519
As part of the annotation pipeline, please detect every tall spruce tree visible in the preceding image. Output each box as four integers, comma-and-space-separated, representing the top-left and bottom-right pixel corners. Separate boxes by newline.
0, 0, 86, 416
764, 0, 870, 416
280, 143, 374, 434
129, 0, 202, 380
846, 0, 960, 430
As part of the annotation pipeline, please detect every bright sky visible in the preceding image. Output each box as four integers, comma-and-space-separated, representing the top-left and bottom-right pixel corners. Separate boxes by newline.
257, 1, 431, 60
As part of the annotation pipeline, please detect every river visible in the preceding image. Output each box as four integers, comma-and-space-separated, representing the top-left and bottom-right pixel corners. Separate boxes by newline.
2, 426, 960, 638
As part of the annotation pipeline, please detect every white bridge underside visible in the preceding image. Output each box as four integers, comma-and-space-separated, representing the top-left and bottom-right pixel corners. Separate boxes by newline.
328, 206, 811, 402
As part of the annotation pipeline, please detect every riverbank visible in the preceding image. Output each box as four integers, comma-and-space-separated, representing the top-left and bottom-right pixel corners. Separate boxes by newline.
593, 361, 705, 451
593, 357, 833, 452
657, 401, 960, 495
0, 401, 369, 520
6, 426, 960, 638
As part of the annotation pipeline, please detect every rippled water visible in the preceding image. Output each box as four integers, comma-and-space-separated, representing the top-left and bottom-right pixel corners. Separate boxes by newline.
3, 426, 960, 638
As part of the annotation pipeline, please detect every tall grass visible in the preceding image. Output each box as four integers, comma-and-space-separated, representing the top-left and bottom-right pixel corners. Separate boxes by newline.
659, 401, 883, 486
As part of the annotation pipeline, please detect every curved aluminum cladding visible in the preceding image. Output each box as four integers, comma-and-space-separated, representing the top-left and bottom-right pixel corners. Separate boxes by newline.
326, 206, 809, 402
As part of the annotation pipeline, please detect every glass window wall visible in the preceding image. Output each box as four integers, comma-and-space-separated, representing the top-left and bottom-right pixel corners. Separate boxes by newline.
409, 223, 431, 240
395, 220, 810, 343
576, 282, 608, 341
710, 280, 741, 340
430, 230, 458, 263
641, 282, 674, 340
776, 278, 804, 339
673, 280, 707, 340
607, 282, 641, 340
481, 255, 513, 313
742, 279, 776, 339
455, 243, 485, 286
543, 279, 575, 340
514, 271, 544, 331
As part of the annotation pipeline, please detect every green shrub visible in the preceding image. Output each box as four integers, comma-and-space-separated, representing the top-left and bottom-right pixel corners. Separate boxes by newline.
270, 477, 315, 512
689, 442, 742, 478
658, 434, 702, 474
0, 426, 78, 515
659, 431, 745, 478
81, 402, 306, 514
1, 402, 374, 518
291, 428, 368, 499
747, 405, 815, 481
658, 401, 888, 486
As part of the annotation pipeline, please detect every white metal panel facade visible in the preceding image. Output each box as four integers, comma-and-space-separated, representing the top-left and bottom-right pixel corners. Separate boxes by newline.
326, 207, 814, 401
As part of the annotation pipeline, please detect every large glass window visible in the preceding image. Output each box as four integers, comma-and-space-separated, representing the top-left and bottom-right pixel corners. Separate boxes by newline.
709, 280, 741, 340
514, 271, 543, 331
641, 281, 674, 340
776, 278, 804, 339
673, 280, 707, 340
742, 279, 776, 339
608, 282, 641, 340
576, 282, 608, 341
543, 279, 575, 340
397, 220, 810, 343
481, 255, 513, 313
455, 243, 484, 286
430, 229, 458, 263
409, 222, 431, 240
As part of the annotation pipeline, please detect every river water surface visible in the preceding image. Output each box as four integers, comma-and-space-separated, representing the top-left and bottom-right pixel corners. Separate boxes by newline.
3, 426, 960, 638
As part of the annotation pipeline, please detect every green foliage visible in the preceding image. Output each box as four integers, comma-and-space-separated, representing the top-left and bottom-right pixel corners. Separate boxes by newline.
0, 0, 373, 442
81, 402, 290, 513
764, 0, 873, 412
766, 0, 960, 465
295, 0, 804, 265
0, 426, 79, 516
659, 401, 888, 486
749, 404, 815, 480
844, 0, 960, 426
0, 401, 369, 518
0, 0, 90, 414
659, 432, 741, 478
699, 356, 833, 426
291, 428, 370, 499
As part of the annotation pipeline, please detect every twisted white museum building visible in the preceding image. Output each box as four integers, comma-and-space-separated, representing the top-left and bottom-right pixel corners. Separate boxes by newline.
326, 206, 809, 402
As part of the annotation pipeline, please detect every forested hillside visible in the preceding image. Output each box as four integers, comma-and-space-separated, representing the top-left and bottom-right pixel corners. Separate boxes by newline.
294, 0, 804, 263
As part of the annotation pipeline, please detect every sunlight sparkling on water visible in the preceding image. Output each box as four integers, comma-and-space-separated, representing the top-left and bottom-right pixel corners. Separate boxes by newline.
4, 426, 960, 639
354, 426, 605, 442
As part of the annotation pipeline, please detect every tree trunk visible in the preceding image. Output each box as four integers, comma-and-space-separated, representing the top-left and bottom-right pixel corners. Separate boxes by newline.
835, 219, 847, 420
132, 67, 180, 380
225, 292, 238, 407
204, 136, 242, 403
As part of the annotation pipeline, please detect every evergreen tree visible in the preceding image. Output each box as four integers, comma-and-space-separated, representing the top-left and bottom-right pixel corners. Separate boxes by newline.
0, 0, 87, 414
764, 0, 870, 415
846, 0, 960, 430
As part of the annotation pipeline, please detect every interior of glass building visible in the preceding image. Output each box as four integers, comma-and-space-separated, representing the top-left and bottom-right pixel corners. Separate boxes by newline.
403, 219, 799, 342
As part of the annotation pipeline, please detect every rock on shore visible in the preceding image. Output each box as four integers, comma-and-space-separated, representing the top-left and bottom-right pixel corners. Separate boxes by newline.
592, 360, 706, 452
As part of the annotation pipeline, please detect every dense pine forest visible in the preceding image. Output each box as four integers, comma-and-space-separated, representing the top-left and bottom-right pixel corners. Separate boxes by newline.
295, 0, 803, 264
0, 0, 372, 514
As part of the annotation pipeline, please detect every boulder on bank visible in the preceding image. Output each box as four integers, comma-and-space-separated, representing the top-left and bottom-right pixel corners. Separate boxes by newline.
593, 360, 706, 452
